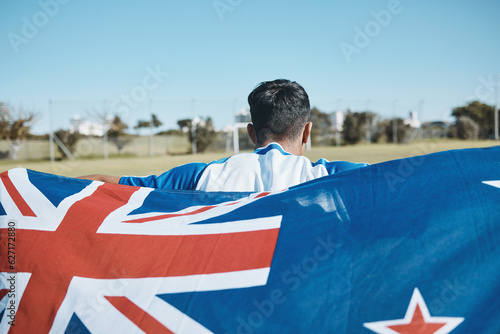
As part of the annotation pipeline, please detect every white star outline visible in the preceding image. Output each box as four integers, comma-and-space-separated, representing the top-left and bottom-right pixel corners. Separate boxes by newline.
363, 288, 464, 334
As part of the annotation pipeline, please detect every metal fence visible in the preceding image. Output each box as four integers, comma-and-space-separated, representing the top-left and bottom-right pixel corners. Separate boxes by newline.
0, 135, 190, 161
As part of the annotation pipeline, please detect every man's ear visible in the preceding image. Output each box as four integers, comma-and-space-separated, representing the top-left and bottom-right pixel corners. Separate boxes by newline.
247, 123, 257, 144
302, 122, 312, 144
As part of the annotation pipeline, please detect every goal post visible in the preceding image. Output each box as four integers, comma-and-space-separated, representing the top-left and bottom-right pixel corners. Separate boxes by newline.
232, 122, 248, 154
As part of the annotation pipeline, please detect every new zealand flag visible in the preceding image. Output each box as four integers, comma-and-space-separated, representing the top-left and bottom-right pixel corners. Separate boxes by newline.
1, 146, 499, 333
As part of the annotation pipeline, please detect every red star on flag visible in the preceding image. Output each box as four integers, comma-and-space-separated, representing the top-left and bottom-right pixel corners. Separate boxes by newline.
364, 288, 464, 334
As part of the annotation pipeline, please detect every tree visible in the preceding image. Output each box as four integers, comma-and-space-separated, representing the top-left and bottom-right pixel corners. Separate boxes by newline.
151, 114, 163, 128
452, 101, 496, 139
384, 118, 409, 143
107, 115, 131, 154
53, 129, 81, 159
134, 114, 163, 133
310, 107, 332, 146
342, 111, 378, 145
177, 117, 216, 153
0, 103, 36, 160
134, 114, 164, 156
455, 116, 479, 140
342, 112, 360, 145
177, 119, 192, 133
195, 117, 216, 153
134, 120, 151, 130
370, 118, 386, 143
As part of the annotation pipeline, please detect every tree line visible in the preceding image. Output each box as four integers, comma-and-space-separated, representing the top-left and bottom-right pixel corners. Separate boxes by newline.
310, 100, 498, 146
0, 100, 497, 160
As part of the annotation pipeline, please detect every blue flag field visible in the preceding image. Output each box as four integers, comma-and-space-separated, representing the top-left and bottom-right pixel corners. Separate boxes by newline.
0, 146, 499, 333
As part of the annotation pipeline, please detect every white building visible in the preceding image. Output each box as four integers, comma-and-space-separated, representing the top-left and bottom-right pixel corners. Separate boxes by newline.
235, 108, 251, 123
329, 110, 345, 131
404, 111, 421, 128
70, 115, 109, 136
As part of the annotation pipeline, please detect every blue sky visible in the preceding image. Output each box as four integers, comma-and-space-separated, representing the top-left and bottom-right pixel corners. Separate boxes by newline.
1, 0, 499, 134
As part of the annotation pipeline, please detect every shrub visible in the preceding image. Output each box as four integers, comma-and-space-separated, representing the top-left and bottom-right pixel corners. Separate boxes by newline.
455, 116, 479, 140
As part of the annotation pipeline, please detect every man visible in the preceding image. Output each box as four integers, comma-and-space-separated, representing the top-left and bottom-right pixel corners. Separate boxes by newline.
79, 79, 367, 191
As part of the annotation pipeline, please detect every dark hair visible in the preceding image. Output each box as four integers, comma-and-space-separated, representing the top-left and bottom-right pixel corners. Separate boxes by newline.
247, 79, 310, 144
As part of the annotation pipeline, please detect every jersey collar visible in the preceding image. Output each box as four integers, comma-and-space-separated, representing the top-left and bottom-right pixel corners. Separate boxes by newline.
254, 142, 292, 156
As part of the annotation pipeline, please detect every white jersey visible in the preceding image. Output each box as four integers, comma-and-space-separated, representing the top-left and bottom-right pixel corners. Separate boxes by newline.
120, 143, 368, 192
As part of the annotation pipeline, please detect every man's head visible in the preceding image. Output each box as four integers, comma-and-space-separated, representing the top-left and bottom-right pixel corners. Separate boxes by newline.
247, 79, 311, 151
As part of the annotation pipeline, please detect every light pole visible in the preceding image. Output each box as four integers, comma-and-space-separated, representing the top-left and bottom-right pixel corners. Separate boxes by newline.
392, 100, 398, 144
103, 100, 109, 160
495, 75, 499, 140
48, 100, 55, 163
191, 98, 197, 155
365, 99, 371, 144
418, 99, 424, 141
149, 99, 154, 157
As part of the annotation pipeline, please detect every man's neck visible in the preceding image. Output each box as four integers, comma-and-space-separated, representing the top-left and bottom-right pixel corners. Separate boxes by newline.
256, 140, 304, 156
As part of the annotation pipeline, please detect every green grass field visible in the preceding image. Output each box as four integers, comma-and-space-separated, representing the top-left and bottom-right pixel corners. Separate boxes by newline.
0, 139, 497, 178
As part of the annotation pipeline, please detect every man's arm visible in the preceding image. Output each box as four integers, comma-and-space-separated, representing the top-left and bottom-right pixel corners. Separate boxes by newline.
78, 162, 208, 189
77, 174, 121, 184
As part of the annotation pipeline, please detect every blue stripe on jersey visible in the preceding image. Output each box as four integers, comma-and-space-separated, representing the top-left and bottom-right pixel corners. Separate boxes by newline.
255, 143, 291, 156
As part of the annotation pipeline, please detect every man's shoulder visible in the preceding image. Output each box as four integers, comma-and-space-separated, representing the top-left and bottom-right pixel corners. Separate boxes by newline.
158, 162, 210, 190
170, 161, 210, 174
